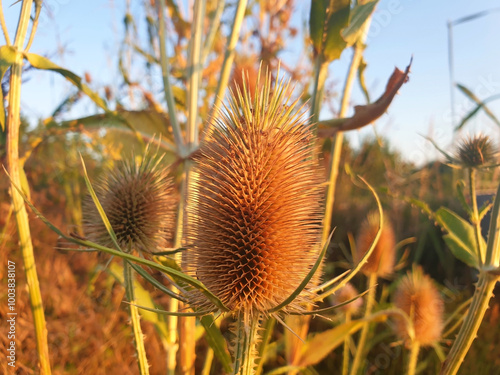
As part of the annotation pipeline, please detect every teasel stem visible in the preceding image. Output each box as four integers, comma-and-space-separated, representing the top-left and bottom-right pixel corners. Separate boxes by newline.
407, 341, 421, 375
322, 1, 375, 246
233, 311, 261, 375
440, 272, 497, 374
350, 272, 377, 375
468, 168, 485, 265
207, 0, 248, 132
202, 0, 225, 63
310, 55, 329, 127
124, 258, 150, 375
6, 1, 51, 374
0, 0, 11, 45
186, 0, 205, 148
157, 0, 185, 157
342, 311, 352, 375
166, 171, 186, 375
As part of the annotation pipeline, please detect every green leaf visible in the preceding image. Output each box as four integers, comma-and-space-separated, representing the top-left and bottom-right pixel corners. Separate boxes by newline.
108, 262, 169, 340
23, 53, 109, 111
309, 0, 351, 62
200, 315, 233, 373
298, 320, 365, 366
341, 0, 379, 46
0, 45, 18, 130
456, 84, 500, 130
435, 207, 482, 268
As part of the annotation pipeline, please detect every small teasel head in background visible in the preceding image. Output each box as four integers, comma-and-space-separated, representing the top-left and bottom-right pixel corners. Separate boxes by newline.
354, 210, 396, 278
332, 283, 363, 316
83, 145, 175, 254
186, 70, 324, 316
456, 134, 497, 169
393, 267, 444, 346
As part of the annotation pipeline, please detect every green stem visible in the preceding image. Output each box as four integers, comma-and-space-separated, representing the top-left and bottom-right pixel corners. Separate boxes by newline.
233, 311, 261, 375
208, 0, 247, 122
342, 312, 352, 375
7, 1, 51, 374
310, 55, 328, 127
166, 169, 186, 375
202, 0, 225, 64
322, 43, 365, 245
186, 0, 205, 148
469, 168, 485, 265
124, 260, 150, 375
157, 0, 186, 157
255, 317, 276, 375
350, 273, 377, 375
407, 341, 420, 375
440, 272, 498, 375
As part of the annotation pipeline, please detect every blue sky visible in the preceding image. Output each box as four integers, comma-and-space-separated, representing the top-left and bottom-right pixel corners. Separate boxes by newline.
4, 0, 500, 165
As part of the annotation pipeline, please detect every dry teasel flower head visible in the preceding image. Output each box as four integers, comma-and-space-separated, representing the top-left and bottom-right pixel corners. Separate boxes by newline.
83, 147, 174, 253
186, 71, 323, 316
456, 134, 496, 168
354, 211, 396, 278
332, 283, 363, 316
393, 267, 444, 346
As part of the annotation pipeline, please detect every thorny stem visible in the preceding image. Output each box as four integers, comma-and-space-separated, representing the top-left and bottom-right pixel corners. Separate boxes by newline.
469, 168, 485, 265
233, 311, 261, 375
166, 170, 186, 375
6, 1, 51, 374
440, 272, 498, 375
124, 260, 150, 375
350, 272, 377, 375
407, 341, 421, 375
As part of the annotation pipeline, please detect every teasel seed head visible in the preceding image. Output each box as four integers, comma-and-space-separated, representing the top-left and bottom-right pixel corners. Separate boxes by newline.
187, 72, 323, 315
393, 267, 444, 346
332, 283, 363, 316
354, 211, 396, 278
83, 148, 175, 253
456, 134, 496, 168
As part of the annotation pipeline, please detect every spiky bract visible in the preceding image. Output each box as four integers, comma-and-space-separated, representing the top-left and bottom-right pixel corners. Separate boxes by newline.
456, 134, 496, 168
394, 267, 443, 346
355, 211, 396, 278
83, 150, 174, 253
187, 74, 323, 315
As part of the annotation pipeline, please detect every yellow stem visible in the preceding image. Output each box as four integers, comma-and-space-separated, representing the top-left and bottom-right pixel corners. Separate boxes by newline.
7, 1, 51, 374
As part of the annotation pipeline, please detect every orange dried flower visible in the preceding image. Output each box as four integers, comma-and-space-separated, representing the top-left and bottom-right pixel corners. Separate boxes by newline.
354, 211, 396, 278
332, 283, 363, 315
186, 73, 323, 315
394, 267, 444, 346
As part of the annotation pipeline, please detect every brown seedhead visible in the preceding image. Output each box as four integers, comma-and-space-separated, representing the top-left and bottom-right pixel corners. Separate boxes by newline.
394, 267, 444, 346
186, 73, 323, 315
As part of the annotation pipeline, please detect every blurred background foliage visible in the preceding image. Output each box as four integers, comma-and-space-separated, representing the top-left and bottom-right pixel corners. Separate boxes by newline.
1, 0, 499, 374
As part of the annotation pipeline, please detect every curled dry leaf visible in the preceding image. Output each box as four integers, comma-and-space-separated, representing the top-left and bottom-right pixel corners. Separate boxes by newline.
318, 58, 412, 137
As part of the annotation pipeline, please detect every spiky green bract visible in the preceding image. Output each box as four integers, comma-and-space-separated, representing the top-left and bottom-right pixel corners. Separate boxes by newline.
456, 134, 496, 168
83, 149, 174, 253
186, 73, 323, 317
